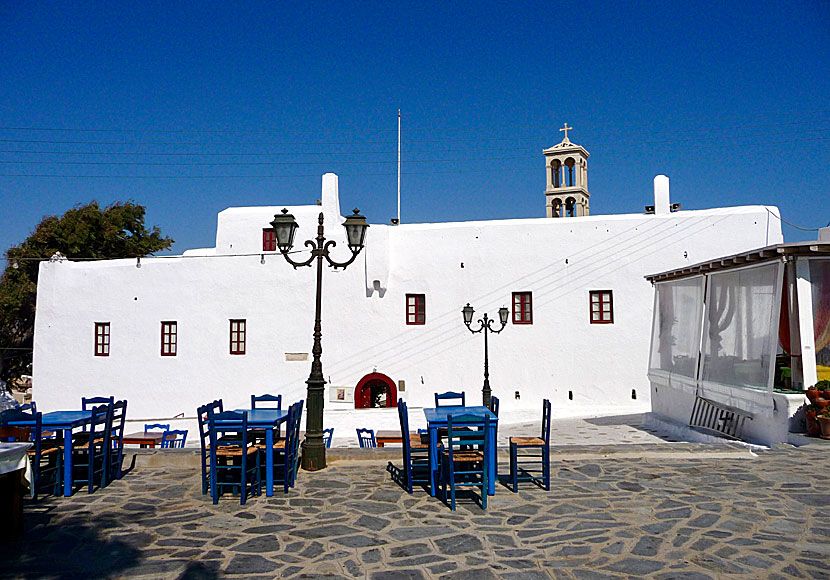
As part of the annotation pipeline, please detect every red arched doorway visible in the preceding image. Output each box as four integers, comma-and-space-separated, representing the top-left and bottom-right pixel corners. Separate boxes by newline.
354, 372, 397, 409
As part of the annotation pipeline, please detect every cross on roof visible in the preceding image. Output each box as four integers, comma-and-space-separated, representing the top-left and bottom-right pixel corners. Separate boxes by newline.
559, 123, 573, 141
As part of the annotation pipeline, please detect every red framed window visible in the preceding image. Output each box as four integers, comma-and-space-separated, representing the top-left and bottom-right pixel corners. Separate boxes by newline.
161, 321, 177, 356
406, 294, 426, 325
230, 319, 246, 355
590, 291, 614, 324
94, 322, 110, 356
512, 292, 533, 324
262, 228, 276, 252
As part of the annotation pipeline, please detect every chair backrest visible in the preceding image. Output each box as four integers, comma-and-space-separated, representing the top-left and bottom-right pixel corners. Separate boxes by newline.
282, 403, 299, 470
356, 428, 376, 448
489, 396, 500, 417
435, 391, 465, 407
541, 399, 552, 444
446, 413, 489, 461
87, 404, 113, 452
19, 401, 37, 413
251, 393, 282, 410
322, 428, 333, 448
0, 409, 40, 448
397, 399, 412, 477
145, 423, 170, 432
292, 400, 303, 458
161, 429, 188, 448
82, 396, 114, 411
110, 400, 127, 446
208, 410, 249, 450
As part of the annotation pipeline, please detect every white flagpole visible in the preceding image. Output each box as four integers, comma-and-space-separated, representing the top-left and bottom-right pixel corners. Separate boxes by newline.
397, 109, 401, 224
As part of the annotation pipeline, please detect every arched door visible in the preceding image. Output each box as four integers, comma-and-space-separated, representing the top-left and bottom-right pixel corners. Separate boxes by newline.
354, 372, 397, 409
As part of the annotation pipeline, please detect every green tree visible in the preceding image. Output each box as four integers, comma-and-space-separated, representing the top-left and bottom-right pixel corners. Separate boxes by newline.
0, 201, 173, 384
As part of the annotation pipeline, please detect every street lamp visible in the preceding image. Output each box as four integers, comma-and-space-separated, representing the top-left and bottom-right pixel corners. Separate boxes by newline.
270, 208, 369, 471
462, 303, 509, 408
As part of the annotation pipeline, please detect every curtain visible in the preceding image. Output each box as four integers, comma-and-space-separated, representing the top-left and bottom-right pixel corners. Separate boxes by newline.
701, 263, 778, 389
649, 277, 703, 378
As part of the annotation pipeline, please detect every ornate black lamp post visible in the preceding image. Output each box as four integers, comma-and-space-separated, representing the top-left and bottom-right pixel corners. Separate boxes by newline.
462, 303, 509, 408
270, 208, 369, 471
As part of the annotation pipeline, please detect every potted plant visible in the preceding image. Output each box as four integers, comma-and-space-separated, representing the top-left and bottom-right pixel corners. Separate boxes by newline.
805, 403, 822, 437
818, 408, 830, 440
817, 379, 830, 401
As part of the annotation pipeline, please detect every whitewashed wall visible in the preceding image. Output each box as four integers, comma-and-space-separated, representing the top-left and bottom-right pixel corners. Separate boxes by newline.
32, 174, 782, 439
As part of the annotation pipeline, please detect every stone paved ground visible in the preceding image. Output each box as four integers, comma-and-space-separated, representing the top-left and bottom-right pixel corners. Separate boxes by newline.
2, 442, 829, 580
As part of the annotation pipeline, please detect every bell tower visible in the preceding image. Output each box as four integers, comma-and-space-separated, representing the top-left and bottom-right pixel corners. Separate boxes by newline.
544, 123, 590, 217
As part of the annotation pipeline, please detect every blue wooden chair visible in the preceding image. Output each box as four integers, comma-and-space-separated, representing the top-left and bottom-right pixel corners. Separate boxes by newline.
0, 409, 61, 499
249, 394, 282, 443
161, 429, 188, 448
356, 428, 376, 448
397, 399, 430, 493
322, 427, 333, 449
435, 391, 465, 407
258, 401, 300, 494
144, 423, 170, 433
72, 404, 112, 493
509, 399, 551, 492
208, 410, 260, 505
440, 413, 489, 511
107, 400, 128, 483
251, 394, 282, 409
197, 399, 223, 495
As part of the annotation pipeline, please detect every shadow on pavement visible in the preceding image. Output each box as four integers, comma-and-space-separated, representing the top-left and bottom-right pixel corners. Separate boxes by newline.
0, 507, 142, 579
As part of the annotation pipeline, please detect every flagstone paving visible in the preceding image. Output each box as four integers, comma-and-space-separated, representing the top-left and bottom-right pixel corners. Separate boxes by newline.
2, 444, 829, 579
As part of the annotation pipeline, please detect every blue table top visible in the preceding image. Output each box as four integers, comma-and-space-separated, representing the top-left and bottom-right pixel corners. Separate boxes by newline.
6, 410, 93, 428
423, 406, 497, 425
225, 408, 289, 427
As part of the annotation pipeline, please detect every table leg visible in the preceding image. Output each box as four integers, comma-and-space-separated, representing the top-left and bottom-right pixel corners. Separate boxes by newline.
428, 426, 438, 497
265, 427, 274, 497
62, 429, 73, 497
488, 423, 497, 495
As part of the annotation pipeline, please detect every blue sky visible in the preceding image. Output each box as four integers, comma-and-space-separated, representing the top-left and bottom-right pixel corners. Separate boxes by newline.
1, 1, 828, 258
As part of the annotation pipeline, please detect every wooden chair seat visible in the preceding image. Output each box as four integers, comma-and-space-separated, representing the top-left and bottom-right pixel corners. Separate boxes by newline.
255, 439, 287, 450
73, 438, 106, 450
29, 446, 61, 456
509, 436, 545, 447
214, 445, 258, 457
443, 450, 484, 462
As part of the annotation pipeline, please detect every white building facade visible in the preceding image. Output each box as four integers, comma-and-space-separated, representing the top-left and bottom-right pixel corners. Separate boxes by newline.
31, 137, 783, 439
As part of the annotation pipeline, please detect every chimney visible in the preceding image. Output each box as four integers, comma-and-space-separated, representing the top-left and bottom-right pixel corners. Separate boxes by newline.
654, 175, 670, 215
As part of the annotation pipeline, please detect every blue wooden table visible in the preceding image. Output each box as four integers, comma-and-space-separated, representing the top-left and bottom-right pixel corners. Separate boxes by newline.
6, 410, 93, 497
423, 406, 498, 497
226, 409, 289, 497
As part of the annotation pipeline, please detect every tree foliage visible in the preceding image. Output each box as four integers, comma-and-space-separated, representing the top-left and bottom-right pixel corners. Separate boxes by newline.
0, 201, 173, 383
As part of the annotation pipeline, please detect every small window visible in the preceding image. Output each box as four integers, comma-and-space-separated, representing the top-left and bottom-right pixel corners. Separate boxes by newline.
406, 294, 426, 325
230, 319, 246, 355
94, 322, 110, 357
161, 321, 177, 356
590, 291, 614, 324
262, 228, 276, 252
512, 292, 533, 324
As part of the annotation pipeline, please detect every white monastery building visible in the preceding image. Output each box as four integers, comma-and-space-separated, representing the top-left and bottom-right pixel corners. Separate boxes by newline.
31, 131, 783, 440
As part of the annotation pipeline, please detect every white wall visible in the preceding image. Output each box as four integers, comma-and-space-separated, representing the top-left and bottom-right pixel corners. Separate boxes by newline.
32, 176, 782, 437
